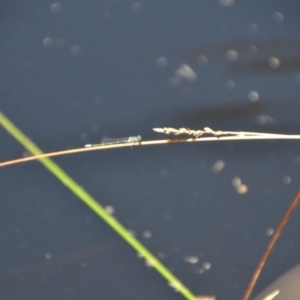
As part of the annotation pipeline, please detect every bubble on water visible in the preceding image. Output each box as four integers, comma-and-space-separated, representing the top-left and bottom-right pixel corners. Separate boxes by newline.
175, 64, 197, 82
225, 49, 238, 61
293, 156, 300, 164
236, 184, 248, 194
49, 2, 62, 14
104, 205, 115, 214
232, 177, 242, 188
20, 242, 27, 249
23, 151, 32, 158
131, 2, 143, 13
160, 168, 169, 178
218, 0, 234, 7
142, 230, 152, 239
42, 37, 53, 48
273, 12, 284, 23
81, 261, 89, 268
247, 45, 258, 55
211, 160, 225, 173
268, 57, 280, 69
247, 23, 258, 34
183, 256, 199, 264
265, 227, 274, 236
224, 80, 235, 91
157, 56, 168, 67
80, 132, 89, 142
203, 261, 211, 270
248, 90, 259, 102
157, 251, 166, 259
282, 175, 291, 185
256, 114, 276, 125
197, 55, 208, 65
70, 45, 82, 56
127, 229, 136, 236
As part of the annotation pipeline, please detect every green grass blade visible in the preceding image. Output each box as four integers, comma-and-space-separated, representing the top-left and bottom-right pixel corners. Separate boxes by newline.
0, 111, 197, 300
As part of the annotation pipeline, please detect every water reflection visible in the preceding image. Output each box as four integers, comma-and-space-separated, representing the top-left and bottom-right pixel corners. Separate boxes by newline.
230, 55, 300, 75
187, 39, 300, 75
176, 101, 264, 122
175, 98, 300, 133
188, 39, 300, 62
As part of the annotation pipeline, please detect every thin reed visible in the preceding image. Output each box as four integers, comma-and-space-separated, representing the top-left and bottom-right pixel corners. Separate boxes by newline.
1, 125, 300, 168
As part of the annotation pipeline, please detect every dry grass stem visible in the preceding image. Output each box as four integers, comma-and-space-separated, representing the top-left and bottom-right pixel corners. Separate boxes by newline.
1, 127, 300, 168
153, 127, 300, 138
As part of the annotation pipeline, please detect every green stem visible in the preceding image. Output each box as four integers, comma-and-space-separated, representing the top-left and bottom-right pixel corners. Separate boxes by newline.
0, 111, 197, 300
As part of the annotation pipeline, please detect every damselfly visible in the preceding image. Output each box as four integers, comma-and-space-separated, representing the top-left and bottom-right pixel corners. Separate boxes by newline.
85, 135, 142, 148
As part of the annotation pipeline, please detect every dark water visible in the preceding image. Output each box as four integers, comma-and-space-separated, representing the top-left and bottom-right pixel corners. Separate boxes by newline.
0, 1, 300, 300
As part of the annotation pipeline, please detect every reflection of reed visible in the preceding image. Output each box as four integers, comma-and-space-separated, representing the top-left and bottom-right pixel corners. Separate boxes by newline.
187, 39, 300, 63
176, 101, 265, 122
175, 98, 300, 134
1, 240, 117, 300
2, 241, 116, 279
230, 55, 300, 75
187, 39, 300, 76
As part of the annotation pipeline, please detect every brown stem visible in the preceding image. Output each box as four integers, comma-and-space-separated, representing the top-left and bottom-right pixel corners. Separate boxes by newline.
243, 190, 300, 300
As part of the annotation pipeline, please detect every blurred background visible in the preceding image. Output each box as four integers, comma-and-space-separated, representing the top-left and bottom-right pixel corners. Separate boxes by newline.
0, 1, 299, 299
